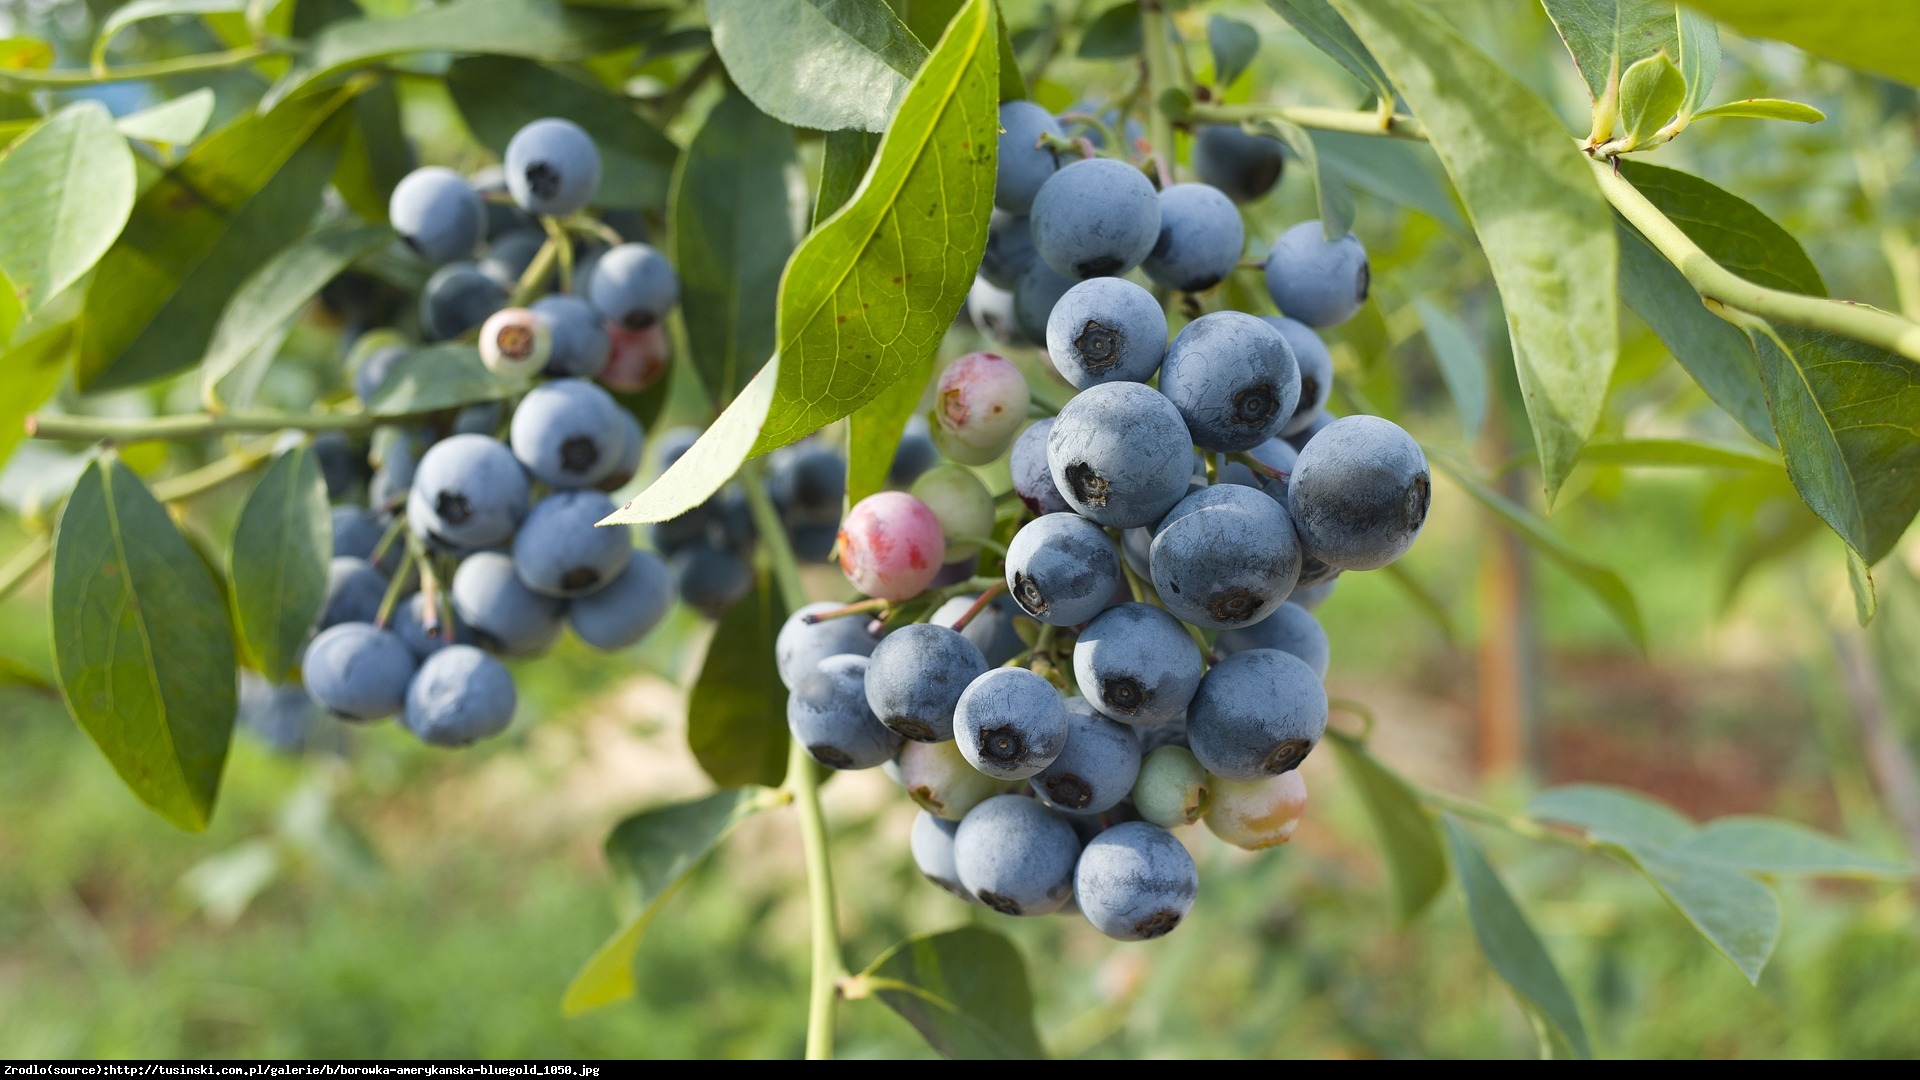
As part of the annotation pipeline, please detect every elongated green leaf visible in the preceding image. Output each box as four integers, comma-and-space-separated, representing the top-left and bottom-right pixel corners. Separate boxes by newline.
1616, 50, 1685, 148
1692, 98, 1825, 123
1330, 0, 1617, 502
267, 0, 666, 109
0, 37, 53, 70
1077, 2, 1141, 59
1619, 159, 1825, 295
446, 56, 679, 212
858, 927, 1045, 1059
1249, 117, 1354, 241
1616, 841, 1780, 984
1614, 217, 1775, 446
1673, 817, 1912, 879
367, 343, 516, 417
78, 88, 352, 392
606, 0, 995, 526
93, 0, 244, 70
52, 457, 238, 832
1682, 0, 1920, 89
1314, 131, 1464, 234
1579, 437, 1781, 471
1674, 8, 1719, 119
0, 320, 73, 472
1541, 0, 1677, 102
1327, 731, 1447, 922
203, 222, 392, 396
1207, 15, 1260, 86
114, 88, 216, 147
1527, 782, 1695, 846
1381, 561, 1457, 643
673, 92, 806, 404
229, 446, 331, 682
1413, 297, 1485, 440
687, 579, 789, 788
0, 103, 136, 315
1443, 816, 1592, 1059
332, 78, 411, 222
1432, 455, 1645, 650
563, 787, 781, 1014
847, 342, 934, 506
1264, 0, 1392, 103
710, 0, 927, 133
815, 128, 881, 226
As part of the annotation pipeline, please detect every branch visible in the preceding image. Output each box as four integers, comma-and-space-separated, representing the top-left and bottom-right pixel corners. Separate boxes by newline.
1139, 0, 1182, 178
29, 409, 396, 444
0, 44, 278, 87
1185, 102, 1426, 140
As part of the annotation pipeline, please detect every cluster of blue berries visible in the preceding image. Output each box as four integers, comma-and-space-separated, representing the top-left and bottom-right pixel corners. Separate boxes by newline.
768, 106, 1427, 941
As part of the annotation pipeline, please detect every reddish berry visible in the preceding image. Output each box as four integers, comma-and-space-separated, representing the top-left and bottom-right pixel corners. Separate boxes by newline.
837, 491, 946, 600
929, 352, 1029, 465
601, 322, 668, 392
1204, 769, 1307, 850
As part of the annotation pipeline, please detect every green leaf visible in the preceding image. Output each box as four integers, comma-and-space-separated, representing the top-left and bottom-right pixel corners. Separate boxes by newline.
1618, 159, 1825, 296
0, 650, 57, 695
0, 103, 136, 315
815, 128, 881, 227
1527, 782, 1695, 846
1264, 0, 1393, 103
1615, 50, 1685, 148
77, 88, 352, 392
687, 578, 790, 788
1672, 817, 1912, 879
1681, 0, 1920, 89
672, 92, 806, 404
1443, 816, 1592, 1059
605, 0, 995, 526
114, 88, 217, 147
1614, 216, 1776, 447
1540, 0, 1678, 102
367, 343, 517, 417
51, 457, 238, 832
1313, 131, 1464, 234
1674, 7, 1720, 120
1615, 841, 1780, 984
1206, 14, 1260, 86
1330, 0, 1618, 503
1691, 98, 1825, 123
332, 78, 411, 222
266, 0, 667, 110
1327, 731, 1447, 922
1847, 546, 1876, 626
0, 320, 73, 472
856, 926, 1045, 1059
563, 787, 782, 1014
709, 0, 927, 134
1380, 561, 1457, 644
228, 446, 331, 682
1412, 296, 1486, 440
1248, 117, 1354, 242
846, 342, 934, 506
93, 0, 246, 70
1077, 2, 1141, 59
445, 56, 679, 212
1578, 436, 1782, 471
202, 222, 392, 399
1432, 454, 1646, 651
0, 37, 54, 70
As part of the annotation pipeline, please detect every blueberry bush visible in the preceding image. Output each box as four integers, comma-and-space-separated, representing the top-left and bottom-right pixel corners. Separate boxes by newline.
0, 0, 1917, 1060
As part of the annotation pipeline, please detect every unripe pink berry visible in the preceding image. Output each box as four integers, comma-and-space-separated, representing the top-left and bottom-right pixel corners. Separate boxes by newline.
929, 351, 1029, 465
1204, 769, 1307, 850
478, 308, 551, 378
601, 322, 668, 392
838, 491, 946, 600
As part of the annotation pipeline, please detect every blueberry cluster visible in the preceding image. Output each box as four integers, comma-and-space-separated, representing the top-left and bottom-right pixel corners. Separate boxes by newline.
771, 109, 1427, 941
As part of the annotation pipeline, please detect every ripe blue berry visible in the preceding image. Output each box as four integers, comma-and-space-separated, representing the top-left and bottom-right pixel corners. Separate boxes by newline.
911, 811, 975, 902
1030, 157, 1161, 280
980, 210, 1038, 290
393, 591, 475, 659
672, 543, 752, 618
450, 551, 566, 657
788, 654, 902, 770
1074, 821, 1197, 940
929, 593, 1031, 667
995, 101, 1063, 215
318, 556, 389, 630
302, 622, 417, 721
1046, 381, 1192, 528
1287, 415, 1429, 570
1005, 513, 1121, 628
1009, 419, 1069, 517
1260, 315, 1334, 437
1218, 601, 1328, 677
512, 490, 631, 598
408, 434, 529, 550
1149, 485, 1302, 630
568, 551, 672, 650
1142, 183, 1244, 293
954, 667, 1068, 780
402, 645, 517, 747
587, 242, 679, 330
1073, 602, 1203, 725
1185, 648, 1327, 780
530, 293, 611, 379
1159, 311, 1300, 453
418, 261, 505, 341
1264, 221, 1370, 328
1192, 125, 1285, 203
389, 167, 483, 264
1044, 277, 1167, 389
864, 623, 987, 742
1012, 260, 1076, 346
953, 793, 1079, 915
509, 378, 627, 489
775, 601, 883, 690
504, 118, 602, 217
1031, 698, 1142, 815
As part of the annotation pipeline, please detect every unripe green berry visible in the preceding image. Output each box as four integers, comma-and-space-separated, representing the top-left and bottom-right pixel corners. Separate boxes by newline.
897, 738, 1014, 820
1132, 745, 1210, 827
910, 464, 996, 563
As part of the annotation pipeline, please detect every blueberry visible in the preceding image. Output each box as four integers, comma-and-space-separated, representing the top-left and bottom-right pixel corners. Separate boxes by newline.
1192, 125, 1285, 203
769, 445, 846, 527
1009, 419, 1069, 517
1284, 409, 1336, 454
929, 592, 1030, 667
504, 117, 602, 217
450, 551, 566, 656
775, 600, 883, 690
1132, 745, 1210, 828
331, 506, 387, 563
1264, 221, 1370, 328
1004, 513, 1121, 628
1258, 316, 1333, 437
1186, 649, 1327, 780
512, 490, 631, 598
899, 738, 1011, 821
568, 551, 672, 650
909, 464, 994, 562
672, 543, 752, 618
1074, 821, 1197, 940
1149, 486, 1301, 630
478, 229, 548, 292
788, 654, 902, 770
311, 431, 365, 501
418, 261, 506, 341
389, 166, 484, 265
1073, 603, 1203, 726
1159, 311, 1300, 453
980, 210, 1038, 290
238, 675, 327, 754
319, 556, 390, 630
1142, 183, 1244, 293
1046, 381, 1192, 528
864, 623, 987, 742
1031, 698, 1142, 814
407, 434, 529, 550
352, 342, 410, 405
509, 378, 627, 489
911, 811, 975, 902
1030, 157, 1160, 280
1287, 415, 1429, 570
530, 294, 612, 378
587, 242, 679, 330
1290, 574, 1338, 610
967, 276, 1023, 346
953, 794, 1079, 916
1205, 770, 1307, 850
1138, 713, 1190, 755
954, 667, 1068, 780
301, 622, 417, 721
1218, 601, 1328, 677
788, 522, 839, 563
1044, 277, 1167, 389
1011, 260, 1076, 346
393, 590, 476, 659
995, 101, 1063, 215
402, 644, 517, 747
598, 407, 645, 493
478, 307, 552, 378
888, 415, 940, 488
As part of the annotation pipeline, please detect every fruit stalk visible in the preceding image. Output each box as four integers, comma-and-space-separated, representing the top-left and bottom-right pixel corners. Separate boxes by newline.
1139, 0, 1182, 180
1185, 103, 1427, 140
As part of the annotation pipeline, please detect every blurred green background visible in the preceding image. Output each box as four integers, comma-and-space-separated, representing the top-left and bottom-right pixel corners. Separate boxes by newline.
2, 0, 1918, 1059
